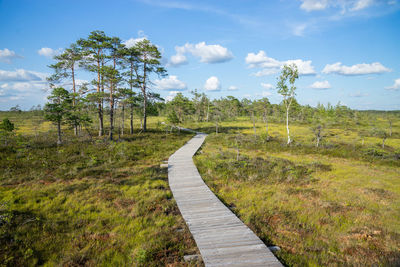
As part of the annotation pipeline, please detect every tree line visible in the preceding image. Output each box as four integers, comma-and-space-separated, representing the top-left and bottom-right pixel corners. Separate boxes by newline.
33, 32, 394, 146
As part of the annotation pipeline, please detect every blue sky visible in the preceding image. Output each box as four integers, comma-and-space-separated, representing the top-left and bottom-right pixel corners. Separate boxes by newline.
0, 0, 400, 110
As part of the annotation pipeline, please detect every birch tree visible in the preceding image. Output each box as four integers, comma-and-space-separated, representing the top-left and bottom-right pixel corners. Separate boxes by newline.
277, 64, 298, 145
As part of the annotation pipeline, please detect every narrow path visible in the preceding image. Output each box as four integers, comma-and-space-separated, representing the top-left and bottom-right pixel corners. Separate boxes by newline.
168, 133, 282, 267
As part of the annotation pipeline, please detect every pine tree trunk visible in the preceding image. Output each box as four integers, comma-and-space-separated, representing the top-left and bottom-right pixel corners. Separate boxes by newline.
206, 102, 209, 122
72, 65, 78, 136
97, 57, 103, 137
130, 104, 134, 134
109, 96, 114, 141
142, 61, 147, 132
122, 104, 125, 136
57, 121, 62, 145
143, 91, 147, 132
286, 107, 291, 145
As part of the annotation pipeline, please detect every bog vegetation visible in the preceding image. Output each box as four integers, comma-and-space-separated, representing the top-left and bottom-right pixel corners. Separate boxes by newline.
0, 30, 399, 266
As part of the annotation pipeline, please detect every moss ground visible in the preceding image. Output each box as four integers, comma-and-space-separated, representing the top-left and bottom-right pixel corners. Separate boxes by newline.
0, 113, 202, 266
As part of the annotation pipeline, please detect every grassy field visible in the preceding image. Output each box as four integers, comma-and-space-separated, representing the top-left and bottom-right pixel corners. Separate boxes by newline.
190, 118, 400, 266
0, 113, 202, 266
1, 111, 399, 266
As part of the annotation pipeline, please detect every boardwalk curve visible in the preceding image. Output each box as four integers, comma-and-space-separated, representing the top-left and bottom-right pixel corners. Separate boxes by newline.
168, 132, 282, 267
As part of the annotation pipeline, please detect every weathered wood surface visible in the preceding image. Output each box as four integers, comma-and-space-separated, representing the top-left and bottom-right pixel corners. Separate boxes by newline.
168, 133, 282, 267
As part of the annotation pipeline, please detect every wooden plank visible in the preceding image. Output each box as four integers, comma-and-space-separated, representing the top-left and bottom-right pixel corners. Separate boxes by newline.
168, 133, 283, 267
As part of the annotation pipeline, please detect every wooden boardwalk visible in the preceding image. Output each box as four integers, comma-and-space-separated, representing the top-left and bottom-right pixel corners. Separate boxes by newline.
168, 133, 282, 267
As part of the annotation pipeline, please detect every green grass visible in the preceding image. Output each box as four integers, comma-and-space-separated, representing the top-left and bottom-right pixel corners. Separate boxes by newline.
0, 115, 202, 266
192, 120, 400, 266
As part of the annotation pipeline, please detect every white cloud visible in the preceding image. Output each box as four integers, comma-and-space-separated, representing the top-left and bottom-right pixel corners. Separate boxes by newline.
310, 80, 331, 89
123, 37, 147, 48
285, 59, 316, 75
322, 62, 390, 75
351, 0, 374, 11
0, 48, 22, 63
10, 82, 35, 92
38, 47, 62, 58
246, 50, 316, 76
228, 85, 238, 91
59, 79, 89, 89
0, 69, 48, 105
123, 30, 148, 48
169, 52, 188, 66
169, 42, 233, 66
245, 51, 280, 69
385, 78, 400, 90
204, 76, 221, 91
261, 83, 274, 89
300, 0, 375, 12
300, 0, 329, 11
0, 81, 46, 91
165, 91, 180, 102
262, 91, 272, 97
293, 24, 308, 36
154, 75, 187, 91
0, 69, 44, 82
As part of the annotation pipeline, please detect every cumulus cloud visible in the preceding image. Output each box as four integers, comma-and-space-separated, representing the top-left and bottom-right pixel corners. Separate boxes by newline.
122, 30, 148, 48
246, 51, 280, 69
169, 52, 188, 66
204, 76, 221, 91
385, 78, 400, 90
169, 42, 233, 66
0, 69, 48, 106
0, 78, 48, 106
246, 50, 316, 76
0, 69, 44, 82
38, 47, 62, 58
228, 85, 238, 91
310, 80, 331, 89
123, 37, 148, 48
154, 75, 187, 91
0, 48, 22, 63
322, 62, 390, 75
261, 83, 274, 89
